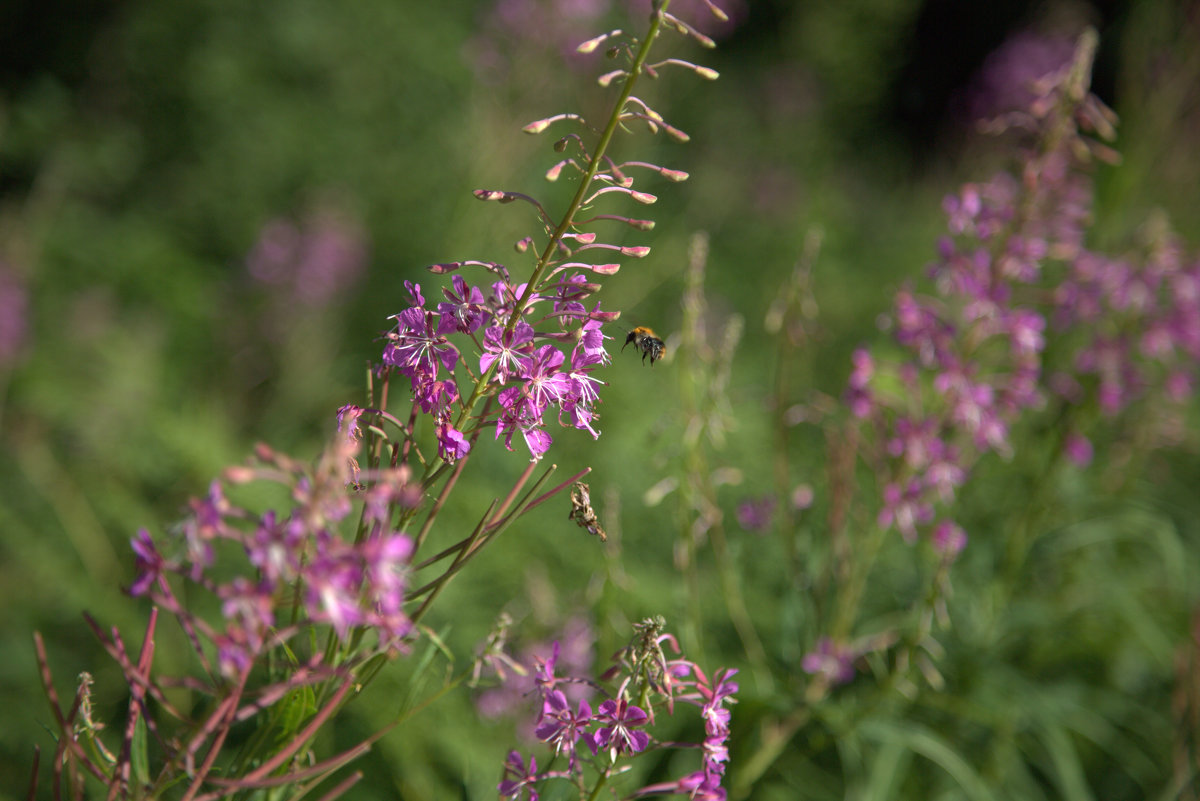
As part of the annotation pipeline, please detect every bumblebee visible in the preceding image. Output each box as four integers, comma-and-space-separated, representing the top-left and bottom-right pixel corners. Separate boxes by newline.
623, 326, 665, 365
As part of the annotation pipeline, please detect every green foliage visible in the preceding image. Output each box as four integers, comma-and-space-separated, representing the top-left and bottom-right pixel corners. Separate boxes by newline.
2, 0, 1198, 799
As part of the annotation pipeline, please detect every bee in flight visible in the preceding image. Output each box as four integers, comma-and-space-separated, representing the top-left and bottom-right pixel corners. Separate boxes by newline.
622, 326, 665, 365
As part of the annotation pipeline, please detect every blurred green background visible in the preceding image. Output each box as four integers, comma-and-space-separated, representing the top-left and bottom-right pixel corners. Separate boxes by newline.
2, 0, 1198, 798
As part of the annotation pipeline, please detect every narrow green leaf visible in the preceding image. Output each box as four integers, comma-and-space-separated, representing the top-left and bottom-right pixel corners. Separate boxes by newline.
861, 720, 996, 801
131, 712, 150, 786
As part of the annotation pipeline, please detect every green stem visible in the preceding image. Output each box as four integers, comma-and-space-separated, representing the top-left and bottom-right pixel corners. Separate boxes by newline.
431, 2, 669, 482
511, 7, 667, 331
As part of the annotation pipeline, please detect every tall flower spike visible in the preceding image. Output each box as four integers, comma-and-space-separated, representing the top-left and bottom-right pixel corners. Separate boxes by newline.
377, 0, 722, 467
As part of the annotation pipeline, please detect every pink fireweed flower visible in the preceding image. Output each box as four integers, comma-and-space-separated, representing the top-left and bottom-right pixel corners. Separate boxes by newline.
190, 480, 232, 535
436, 422, 472, 462
683, 771, 729, 801
382, 306, 460, 380
998, 235, 1048, 283
520, 345, 573, 412
702, 734, 730, 778
290, 473, 354, 526
475, 621, 596, 723
924, 443, 968, 503
490, 280, 540, 318
838, 32, 1195, 565
560, 399, 599, 439
943, 184, 982, 234
360, 533, 414, 641
403, 279, 425, 307
550, 273, 592, 316
218, 577, 275, 652
1005, 308, 1047, 357
129, 528, 167, 597
936, 366, 1011, 454
845, 347, 875, 418
246, 512, 304, 585
735, 494, 775, 532
414, 375, 459, 417
179, 491, 225, 580
360, 468, 423, 523
214, 631, 254, 678
802, 637, 857, 686
556, 347, 607, 437
481, 321, 536, 382
1064, 432, 1094, 466
680, 666, 738, 783
437, 274, 491, 335
532, 640, 563, 701
336, 404, 365, 441
931, 519, 968, 559
577, 315, 612, 363
534, 690, 593, 760
878, 480, 933, 543
887, 416, 938, 468
496, 386, 553, 459
697, 668, 738, 721
893, 288, 955, 369
304, 540, 366, 639
245, 211, 367, 308
634, 771, 727, 801
299, 531, 417, 643
563, 345, 606, 407
592, 691, 650, 758
498, 750, 539, 801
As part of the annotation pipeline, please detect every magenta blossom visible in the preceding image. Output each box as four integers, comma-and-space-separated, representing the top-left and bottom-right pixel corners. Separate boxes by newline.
498, 750, 540, 801
592, 694, 650, 757
481, 322, 536, 382
437, 275, 491, 334
495, 386, 553, 460
802, 637, 857, 686
534, 690, 593, 760
437, 422, 472, 462
521, 345, 573, 413
129, 529, 166, 597
382, 307, 460, 379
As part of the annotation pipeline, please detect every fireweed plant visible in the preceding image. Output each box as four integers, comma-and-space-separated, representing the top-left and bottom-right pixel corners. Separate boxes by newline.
830, 28, 1197, 685
29, 1, 735, 798
486, 241, 745, 801
725, 29, 1200, 794
495, 617, 739, 801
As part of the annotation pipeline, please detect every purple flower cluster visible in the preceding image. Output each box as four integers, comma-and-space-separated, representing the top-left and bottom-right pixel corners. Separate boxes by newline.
382, 273, 612, 461
845, 30, 1200, 556
129, 437, 418, 676
1050, 232, 1200, 419
645, 663, 740, 799
498, 623, 738, 801
383, 0, 730, 467
246, 208, 368, 308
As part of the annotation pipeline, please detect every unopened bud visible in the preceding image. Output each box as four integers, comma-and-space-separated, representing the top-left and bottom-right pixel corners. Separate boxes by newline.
598, 70, 626, 87
577, 29, 621, 54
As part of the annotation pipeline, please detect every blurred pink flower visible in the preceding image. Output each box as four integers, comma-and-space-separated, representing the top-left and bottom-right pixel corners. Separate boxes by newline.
0, 262, 29, 368
246, 209, 367, 308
